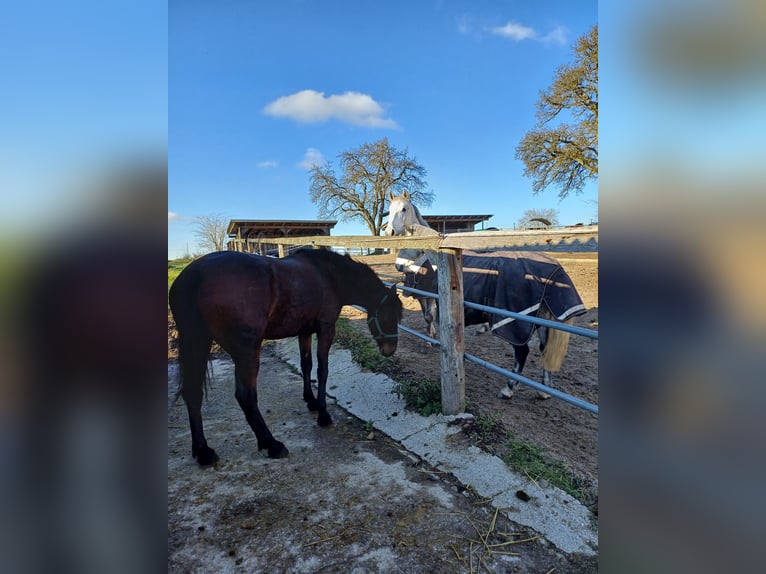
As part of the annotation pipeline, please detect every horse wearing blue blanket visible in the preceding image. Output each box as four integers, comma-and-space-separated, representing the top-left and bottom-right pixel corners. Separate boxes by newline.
385, 191, 585, 399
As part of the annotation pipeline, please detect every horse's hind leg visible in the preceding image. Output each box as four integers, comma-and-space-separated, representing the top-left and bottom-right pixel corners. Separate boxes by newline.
299, 333, 319, 411
233, 342, 288, 459
314, 324, 335, 427
499, 344, 529, 399
176, 328, 219, 466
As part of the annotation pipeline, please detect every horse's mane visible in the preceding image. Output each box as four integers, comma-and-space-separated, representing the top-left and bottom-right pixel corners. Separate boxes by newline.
410, 202, 429, 227
292, 248, 381, 289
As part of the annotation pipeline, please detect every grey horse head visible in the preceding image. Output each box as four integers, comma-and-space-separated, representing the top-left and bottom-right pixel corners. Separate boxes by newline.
385, 190, 430, 236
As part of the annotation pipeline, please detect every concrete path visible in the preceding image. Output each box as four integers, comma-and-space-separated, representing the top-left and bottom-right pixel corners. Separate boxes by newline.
272, 338, 598, 557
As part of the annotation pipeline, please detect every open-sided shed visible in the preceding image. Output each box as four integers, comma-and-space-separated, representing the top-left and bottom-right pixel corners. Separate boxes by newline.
421, 214, 493, 234
226, 219, 337, 256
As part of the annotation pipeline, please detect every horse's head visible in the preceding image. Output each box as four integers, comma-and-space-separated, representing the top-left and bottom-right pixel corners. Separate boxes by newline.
385, 190, 418, 236
367, 284, 402, 356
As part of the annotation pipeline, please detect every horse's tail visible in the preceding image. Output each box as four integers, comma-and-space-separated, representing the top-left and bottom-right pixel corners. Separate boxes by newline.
169, 268, 213, 402
539, 306, 574, 373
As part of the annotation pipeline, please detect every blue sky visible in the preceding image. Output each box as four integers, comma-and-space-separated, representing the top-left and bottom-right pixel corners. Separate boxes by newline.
168, 0, 598, 258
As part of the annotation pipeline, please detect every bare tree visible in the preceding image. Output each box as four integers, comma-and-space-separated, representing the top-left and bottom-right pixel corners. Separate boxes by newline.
516, 208, 560, 229
309, 138, 434, 235
193, 214, 229, 253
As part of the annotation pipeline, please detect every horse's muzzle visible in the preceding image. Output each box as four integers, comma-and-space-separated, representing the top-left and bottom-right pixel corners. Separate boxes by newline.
379, 340, 397, 356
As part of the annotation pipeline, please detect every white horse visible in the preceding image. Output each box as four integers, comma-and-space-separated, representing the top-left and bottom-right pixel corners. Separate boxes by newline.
385, 191, 583, 400
384, 191, 441, 347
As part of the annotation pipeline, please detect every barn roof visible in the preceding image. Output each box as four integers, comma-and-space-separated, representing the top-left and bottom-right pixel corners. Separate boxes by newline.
227, 219, 338, 239
421, 215, 493, 225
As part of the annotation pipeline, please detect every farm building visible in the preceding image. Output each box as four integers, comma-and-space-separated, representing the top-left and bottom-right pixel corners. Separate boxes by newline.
420, 214, 493, 234
226, 219, 337, 256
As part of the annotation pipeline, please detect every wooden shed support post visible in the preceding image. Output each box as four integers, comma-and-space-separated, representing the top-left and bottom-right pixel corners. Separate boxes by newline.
436, 248, 465, 414
277, 244, 285, 258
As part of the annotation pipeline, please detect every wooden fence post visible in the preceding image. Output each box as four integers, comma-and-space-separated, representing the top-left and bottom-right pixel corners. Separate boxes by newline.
277, 244, 285, 258
436, 248, 465, 414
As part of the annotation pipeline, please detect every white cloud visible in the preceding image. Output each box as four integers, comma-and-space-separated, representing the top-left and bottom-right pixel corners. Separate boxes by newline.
257, 160, 278, 168
168, 211, 180, 222
490, 21, 568, 46
263, 89, 398, 129
541, 25, 568, 46
297, 148, 325, 170
491, 21, 537, 41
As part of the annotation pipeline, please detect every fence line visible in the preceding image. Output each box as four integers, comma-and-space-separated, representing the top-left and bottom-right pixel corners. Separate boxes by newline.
372, 283, 599, 414
237, 225, 598, 253
385, 315, 598, 413
386, 282, 598, 340
262, 230, 598, 416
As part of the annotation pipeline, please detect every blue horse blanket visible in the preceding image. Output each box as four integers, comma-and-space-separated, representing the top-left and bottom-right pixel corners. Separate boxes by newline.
402, 250, 586, 345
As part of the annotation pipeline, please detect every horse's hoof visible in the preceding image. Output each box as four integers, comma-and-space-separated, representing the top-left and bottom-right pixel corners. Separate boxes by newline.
305, 400, 318, 412
536, 391, 552, 400
475, 323, 490, 335
498, 385, 514, 400
317, 412, 333, 427
193, 446, 219, 466
267, 442, 289, 459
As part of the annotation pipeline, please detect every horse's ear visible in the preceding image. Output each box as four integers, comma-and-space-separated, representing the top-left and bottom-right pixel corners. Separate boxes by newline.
389, 190, 395, 201
402, 189, 409, 199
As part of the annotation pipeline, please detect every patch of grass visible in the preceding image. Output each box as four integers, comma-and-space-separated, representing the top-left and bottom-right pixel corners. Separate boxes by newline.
168, 258, 194, 291
501, 433, 591, 504
467, 413, 502, 447
392, 377, 442, 417
333, 317, 398, 372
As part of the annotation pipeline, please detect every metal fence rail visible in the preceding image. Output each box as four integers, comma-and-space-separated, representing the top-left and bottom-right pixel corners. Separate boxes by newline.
354, 282, 599, 414
395, 322, 597, 413
384, 282, 598, 340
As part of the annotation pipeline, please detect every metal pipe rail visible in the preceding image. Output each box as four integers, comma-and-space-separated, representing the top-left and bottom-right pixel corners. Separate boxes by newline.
351, 302, 599, 415
463, 351, 598, 414
383, 281, 598, 340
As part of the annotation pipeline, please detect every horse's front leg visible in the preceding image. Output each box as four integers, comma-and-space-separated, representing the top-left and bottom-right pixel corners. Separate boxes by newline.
420, 298, 438, 352
499, 343, 530, 399
233, 342, 289, 459
298, 332, 319, 411
314, 322, 336, 427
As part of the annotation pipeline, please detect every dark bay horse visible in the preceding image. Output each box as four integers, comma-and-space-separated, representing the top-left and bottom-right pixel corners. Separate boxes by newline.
385, 191, 585, 400
168, 248, 402, 464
